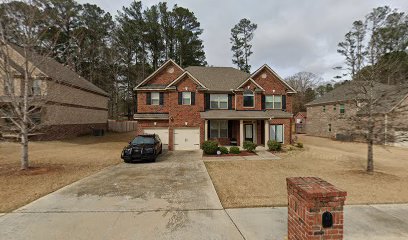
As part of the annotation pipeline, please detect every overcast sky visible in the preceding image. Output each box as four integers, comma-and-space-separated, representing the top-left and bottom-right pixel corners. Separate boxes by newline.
77, 0, 408, 81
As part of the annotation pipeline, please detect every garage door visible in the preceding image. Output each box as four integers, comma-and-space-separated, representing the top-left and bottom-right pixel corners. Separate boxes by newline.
174, 128, 200, 150
144, 128, 169, 148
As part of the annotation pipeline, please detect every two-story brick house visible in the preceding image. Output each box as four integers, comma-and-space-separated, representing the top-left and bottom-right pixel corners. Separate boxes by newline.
133, 60, 296, 150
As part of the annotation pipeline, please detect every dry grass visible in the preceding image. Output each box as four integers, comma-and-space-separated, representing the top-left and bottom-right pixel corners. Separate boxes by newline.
0, 132, 135, 212
205, 135, 408, 208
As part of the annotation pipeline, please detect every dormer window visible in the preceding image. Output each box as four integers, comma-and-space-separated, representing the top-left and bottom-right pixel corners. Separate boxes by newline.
243, 89, 254, 107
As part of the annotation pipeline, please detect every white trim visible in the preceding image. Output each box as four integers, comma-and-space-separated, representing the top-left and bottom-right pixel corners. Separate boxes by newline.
249, 64, 297, 93
165, 71, 207, 90
134, 59, 184, 89
265, 95, 283, 109
236, 78, 265, 91
210, 94, 229, 109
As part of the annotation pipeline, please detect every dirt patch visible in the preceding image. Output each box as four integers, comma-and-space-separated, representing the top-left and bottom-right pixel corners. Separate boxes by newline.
0, 132, 135, 212
205, 135, 408, 208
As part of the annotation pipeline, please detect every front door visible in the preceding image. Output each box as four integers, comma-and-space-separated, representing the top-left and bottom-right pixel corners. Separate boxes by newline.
244, 124, 253, 142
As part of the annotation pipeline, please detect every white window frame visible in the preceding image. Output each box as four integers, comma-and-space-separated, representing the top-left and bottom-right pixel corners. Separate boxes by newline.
210, 94, 228, 109
269, 124, 284, 143
243, 90, 254, 108
265, 95, 282, 109
182, 92, 191, 105
151, 92, 160, 105
210, 120, 228, 138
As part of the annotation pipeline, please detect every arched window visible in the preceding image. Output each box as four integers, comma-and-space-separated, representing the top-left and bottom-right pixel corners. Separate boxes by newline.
243, 89, 254, 107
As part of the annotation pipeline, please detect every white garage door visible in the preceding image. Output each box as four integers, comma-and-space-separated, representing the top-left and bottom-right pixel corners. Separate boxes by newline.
144, 128, 169, 147
174, 128, 200, 150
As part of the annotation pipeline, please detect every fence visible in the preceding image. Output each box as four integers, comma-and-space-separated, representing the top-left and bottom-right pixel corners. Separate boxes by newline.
108, 120, 138, 133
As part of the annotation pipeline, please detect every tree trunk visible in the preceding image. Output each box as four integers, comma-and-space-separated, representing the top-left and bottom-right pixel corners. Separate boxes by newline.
21, 126, 29, 170
21, 47, 30, 170
367, 123, 374, 173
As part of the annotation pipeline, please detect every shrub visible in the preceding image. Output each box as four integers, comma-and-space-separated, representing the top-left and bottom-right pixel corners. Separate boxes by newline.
218, 146, 229, 154
267, 140, 282, 151
296, 142, 304, 148
243, 141, 257, 152
202, 141, 218, 155
229, 146, 241, 154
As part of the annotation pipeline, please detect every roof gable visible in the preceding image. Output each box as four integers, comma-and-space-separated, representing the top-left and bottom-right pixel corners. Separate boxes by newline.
165, 71, 207, 89
249, 65, 297, 93
9, 43, 108, 96
135, 59, 184, 89
236, 78, 265, 91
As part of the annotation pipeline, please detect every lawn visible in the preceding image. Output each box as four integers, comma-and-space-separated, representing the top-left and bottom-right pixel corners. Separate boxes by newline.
0, 132, 134, 212
205, 135, 408, 208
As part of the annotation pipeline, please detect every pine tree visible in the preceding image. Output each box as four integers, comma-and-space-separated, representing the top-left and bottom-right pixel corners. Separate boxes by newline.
230, 18, 257, 72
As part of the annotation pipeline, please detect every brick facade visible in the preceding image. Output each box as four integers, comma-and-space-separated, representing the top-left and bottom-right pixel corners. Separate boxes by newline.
287, 177, 347, 240
135, 61, 296, 150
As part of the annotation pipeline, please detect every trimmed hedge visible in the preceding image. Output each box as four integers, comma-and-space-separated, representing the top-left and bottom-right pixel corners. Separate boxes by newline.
267, 140, 282, 151
202, 141, 218, 155
243, 141, 257, 152
229, 146, 241, 154
218, 146, 229, 154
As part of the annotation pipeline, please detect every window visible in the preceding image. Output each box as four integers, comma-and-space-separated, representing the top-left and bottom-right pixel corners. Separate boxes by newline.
32, 79, 42, 96
323, 105, 326, 112
210, 94, 228, 109
243, 89, 254, 107
182, 92, 191, 105
265, 95, 282, 109
4, 79, 14, 95
339, 104, 345, 114
150, 92, 160, 105
328, 123, 332, 132
210, 120, 228, 138
270, 124, 284, 143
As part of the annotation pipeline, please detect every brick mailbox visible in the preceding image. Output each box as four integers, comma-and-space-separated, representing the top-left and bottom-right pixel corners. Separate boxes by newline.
287, 177, 347, 240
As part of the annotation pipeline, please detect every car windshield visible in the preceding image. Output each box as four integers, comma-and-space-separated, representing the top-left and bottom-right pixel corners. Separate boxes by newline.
131, 136, 155, 145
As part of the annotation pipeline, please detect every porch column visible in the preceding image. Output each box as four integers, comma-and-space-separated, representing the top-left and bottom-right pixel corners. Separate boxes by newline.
204, 120, 208, 141
253, 121, 257, 144
239, 120, 244, 148
264, 120, 269, 148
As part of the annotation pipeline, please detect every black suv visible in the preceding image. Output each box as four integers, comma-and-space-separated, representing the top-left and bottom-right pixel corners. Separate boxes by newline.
121, 134, 163, 163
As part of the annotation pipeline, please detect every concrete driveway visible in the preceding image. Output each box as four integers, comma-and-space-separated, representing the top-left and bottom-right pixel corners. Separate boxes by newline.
0, 150, 243, 240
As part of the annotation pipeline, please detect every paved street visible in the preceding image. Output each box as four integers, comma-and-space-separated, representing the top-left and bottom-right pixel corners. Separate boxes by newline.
1, 151, 408, 239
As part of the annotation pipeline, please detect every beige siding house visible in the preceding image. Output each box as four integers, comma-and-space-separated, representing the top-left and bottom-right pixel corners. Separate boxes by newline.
305, 81, 408, 147
0, 43, 109, 140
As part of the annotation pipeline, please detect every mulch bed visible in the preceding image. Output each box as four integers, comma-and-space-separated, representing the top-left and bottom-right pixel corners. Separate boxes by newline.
203, 151, 257, 157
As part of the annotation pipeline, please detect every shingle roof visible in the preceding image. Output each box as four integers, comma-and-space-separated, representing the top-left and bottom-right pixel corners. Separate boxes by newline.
200, 110, 293, 119
360, 85, 408, 114
9, 43, 109, 96
185, 66, 250, 91
305, 81, 393, 106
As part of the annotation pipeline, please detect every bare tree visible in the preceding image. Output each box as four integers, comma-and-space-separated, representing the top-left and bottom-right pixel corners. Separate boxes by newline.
0, 0, 60, 170
337, 6, 408, 173
285, 72, 322, 113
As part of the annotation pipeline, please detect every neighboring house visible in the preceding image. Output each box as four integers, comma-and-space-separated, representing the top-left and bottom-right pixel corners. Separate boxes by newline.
0, 43, 109, 140
294, 112, 307, 134
365, 86, 408, 147
133, 59, 296, 150
305, 81, 408, 147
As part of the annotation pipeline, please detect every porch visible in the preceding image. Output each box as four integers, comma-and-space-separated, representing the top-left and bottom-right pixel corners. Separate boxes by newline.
201, 110, 291, 147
